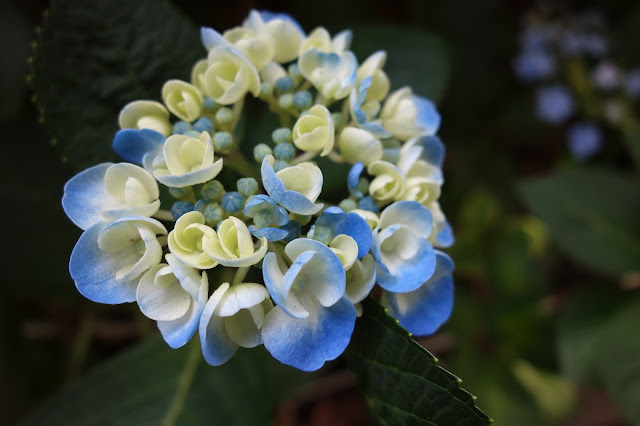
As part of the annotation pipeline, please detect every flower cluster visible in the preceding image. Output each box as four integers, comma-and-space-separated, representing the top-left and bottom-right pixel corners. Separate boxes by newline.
513, 10, 640, 160
62, 11, 454, 371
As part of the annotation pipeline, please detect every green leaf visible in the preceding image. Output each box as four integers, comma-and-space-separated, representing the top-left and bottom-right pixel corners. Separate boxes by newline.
345, 298, 491, 426
350, 26, 450, 103
517, 167, 640, 276
557, 290, 640, 425
30, 0, 204, 170
597, 296, 640, 424
19, 336, 309, 426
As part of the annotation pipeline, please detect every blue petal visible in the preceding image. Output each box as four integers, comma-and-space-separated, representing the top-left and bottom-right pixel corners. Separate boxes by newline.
112, 129, 165, 165
62, 163, 113, 230
244, 194, 289, 226
261, 296, 356, 371
414, 135, 445, 168
361, 121, 392, 139
379, 201, 433, 238
261, 157, 323, 215
313, 206, 372, 258
258, 10, 306, 36
284, 238, 346, 308
382, 251, 453, 335
371, 227, 436, 293
199, 288, 238, 366
200, 27, 230, 51
347, 162, 364, 196
336, 212, 372, 258
434, 221, 455, 248
413, 96, 441, 135
69, 221, 138, 304
281, 220, 302, 243
157, 264, 208, 349
349, 79, 391, 139
249, 225, 289, 241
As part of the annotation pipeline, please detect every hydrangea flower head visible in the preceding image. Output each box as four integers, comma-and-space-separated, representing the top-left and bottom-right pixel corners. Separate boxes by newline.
61, 10, 456, 371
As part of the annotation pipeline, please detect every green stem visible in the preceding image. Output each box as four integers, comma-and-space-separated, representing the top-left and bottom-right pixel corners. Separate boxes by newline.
232, 266, 250, 285
161, 338, 201, 426
231, 96, 245, 133
290, 150, 318, 165
224, 150, 260, 179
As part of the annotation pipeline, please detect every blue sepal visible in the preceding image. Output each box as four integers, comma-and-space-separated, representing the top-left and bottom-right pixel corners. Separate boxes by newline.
112, 128, 165, 165
261, 296, 356, 371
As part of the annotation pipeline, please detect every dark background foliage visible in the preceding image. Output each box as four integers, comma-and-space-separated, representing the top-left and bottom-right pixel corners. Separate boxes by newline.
2, 0, 639, 424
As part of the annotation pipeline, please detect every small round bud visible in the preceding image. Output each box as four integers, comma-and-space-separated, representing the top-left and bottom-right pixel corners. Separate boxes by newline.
357, 196, 378, 213
194, 198, 213, 213
355, 177, 370, 196
331, 112, 343, 128
201, 179, 225, 201
253, 143, 273, 163
202, 96, 216, 112
203, 202, 225, 227
273, 160, 289, 172
288, 63, 302, 81
169, 186, 194, 201
293, 90, 312, 110
274, 143, 295, 161
278, 94, 294, 110
237, 177, 259, 197
172, 120, 191, 135
171, 201, 194, 220
215, 107, 233, 126
259, 82, 274, 100
275, 76, 295, 93
339, 198, 357, 212
193, 116, 214, 133
271, 127, 292, 144
184, 130, 201, 138
221, 191, 244, 214
213, 131, 233, 152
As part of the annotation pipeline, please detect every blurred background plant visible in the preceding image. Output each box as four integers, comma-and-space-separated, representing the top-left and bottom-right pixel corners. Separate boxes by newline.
2, 0, 639, 425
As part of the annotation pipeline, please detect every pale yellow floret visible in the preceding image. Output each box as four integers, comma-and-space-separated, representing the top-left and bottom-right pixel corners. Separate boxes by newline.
202, 216, 268, 267
292, 105, 334, 156
167, 211, 218, 269
338, 126, 383, 166
329, 234, 358, 271
367, 160, 407, 202
118, 100, 172, 136
204, 48, 261, 105
162, 80, 204, 122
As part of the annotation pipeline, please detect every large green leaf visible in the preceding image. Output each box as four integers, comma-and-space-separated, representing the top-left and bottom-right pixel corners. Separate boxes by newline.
350, 26, 450, 103
19, 336, 309, 426
597, 296, 640, 424
517, 167, 640, 276
557, 290, 640, 425
30, 0, 204, 170
346, 298, 491, 426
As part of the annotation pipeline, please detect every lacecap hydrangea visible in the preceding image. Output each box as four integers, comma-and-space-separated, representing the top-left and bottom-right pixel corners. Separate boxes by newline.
62, 10, 455, 372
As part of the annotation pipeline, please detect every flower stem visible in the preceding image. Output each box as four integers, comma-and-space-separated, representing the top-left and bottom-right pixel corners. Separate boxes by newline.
161, 337, 201, 426
231, 96, 245, 133
232, 266, 250, 285
224, 150, 260, 179
290, 150, 318, 165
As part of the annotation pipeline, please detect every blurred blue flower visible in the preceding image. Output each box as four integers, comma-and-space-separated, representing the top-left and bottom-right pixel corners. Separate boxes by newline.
567, 122, 602, 160
513, 48, 556, 83
536, 85, 574, 124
